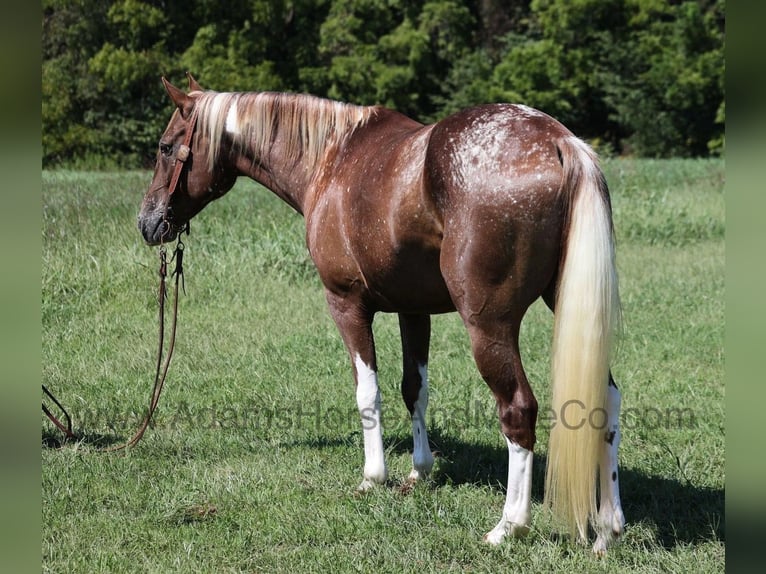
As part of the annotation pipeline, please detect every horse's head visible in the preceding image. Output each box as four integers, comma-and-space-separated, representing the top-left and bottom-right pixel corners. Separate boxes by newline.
138, 74, 237, 245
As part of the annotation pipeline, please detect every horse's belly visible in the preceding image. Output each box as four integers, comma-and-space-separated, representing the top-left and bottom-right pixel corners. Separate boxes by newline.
358, 245, 454, 314
306, 222, 453, 313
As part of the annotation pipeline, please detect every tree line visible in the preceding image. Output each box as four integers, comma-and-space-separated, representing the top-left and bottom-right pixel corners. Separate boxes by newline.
42, 0, 724, 168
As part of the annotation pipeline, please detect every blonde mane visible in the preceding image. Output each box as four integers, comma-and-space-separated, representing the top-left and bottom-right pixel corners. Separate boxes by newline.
192, 91, 375, 173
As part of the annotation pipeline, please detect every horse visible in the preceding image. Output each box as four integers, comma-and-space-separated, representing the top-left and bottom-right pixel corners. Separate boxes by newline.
138, 73, 625, 554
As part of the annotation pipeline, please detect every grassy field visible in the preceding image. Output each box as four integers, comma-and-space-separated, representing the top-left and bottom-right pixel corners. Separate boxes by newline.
42, 158, 724, 573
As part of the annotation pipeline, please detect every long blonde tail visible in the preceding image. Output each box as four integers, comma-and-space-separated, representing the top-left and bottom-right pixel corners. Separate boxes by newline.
544, 136, 621, 541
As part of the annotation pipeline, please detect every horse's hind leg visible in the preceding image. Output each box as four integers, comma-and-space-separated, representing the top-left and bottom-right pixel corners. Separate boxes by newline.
399, 313, 434, 482
440, 225, 548, 544
461, 320, 537, 544
593, 374, 626, 555
443, 255, 538, 540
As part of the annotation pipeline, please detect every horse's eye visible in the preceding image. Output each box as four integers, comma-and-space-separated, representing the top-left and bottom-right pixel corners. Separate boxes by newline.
160, 143, 172, 157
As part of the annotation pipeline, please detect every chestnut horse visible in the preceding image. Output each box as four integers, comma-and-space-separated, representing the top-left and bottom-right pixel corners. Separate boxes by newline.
138, 74, 625, 553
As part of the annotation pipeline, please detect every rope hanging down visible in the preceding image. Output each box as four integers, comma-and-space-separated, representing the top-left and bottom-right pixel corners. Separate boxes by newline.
42, 235, 186, 451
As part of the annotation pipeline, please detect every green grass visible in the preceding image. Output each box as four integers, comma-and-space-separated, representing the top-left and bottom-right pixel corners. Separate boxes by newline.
42, 159, 724, 573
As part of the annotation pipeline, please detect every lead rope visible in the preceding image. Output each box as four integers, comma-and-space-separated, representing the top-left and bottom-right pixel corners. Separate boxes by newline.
42, 384, 75, 441
44, 96, 197, 449
42, 234, 186, 451
105, 236, 184, 452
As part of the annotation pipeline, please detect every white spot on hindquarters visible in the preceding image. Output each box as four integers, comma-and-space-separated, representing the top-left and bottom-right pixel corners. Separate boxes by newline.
408, 363, 434, 481
354, 354, 387, 490
484, 438, 533, 545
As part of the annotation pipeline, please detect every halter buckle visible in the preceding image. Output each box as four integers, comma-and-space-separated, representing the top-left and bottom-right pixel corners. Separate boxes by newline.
177, 144, 190, 162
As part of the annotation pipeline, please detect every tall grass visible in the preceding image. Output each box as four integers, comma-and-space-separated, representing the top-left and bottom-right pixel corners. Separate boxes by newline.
42, 159, 724, 572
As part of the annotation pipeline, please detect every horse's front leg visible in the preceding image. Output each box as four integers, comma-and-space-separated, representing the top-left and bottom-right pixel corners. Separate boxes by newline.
399, 313, 434, 482
325, 291, 387, 491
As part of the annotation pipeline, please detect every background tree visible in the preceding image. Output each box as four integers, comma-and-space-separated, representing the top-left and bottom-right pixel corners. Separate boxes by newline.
42, 0, 725, 167
603, 0, 725, 156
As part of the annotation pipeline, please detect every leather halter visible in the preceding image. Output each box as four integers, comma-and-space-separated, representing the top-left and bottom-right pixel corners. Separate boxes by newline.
167, 107, 199, 197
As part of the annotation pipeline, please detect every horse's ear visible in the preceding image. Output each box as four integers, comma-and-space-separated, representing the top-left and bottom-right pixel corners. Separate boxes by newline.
161, 76, 194, 119
186, 71, 203, 92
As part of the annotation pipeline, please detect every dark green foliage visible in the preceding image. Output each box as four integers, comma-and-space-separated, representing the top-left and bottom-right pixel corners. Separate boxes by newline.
602, 0, 726, 156
42, 0, 724, 167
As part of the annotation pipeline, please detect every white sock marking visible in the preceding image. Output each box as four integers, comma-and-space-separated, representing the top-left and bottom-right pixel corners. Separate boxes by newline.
484, 438, 533, 545
409, 363, 434, 481
593, 383, 625, 555
354, 354, 387, 489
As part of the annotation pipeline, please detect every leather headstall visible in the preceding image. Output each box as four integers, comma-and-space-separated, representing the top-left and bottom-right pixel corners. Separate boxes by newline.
167, 108, 199, 197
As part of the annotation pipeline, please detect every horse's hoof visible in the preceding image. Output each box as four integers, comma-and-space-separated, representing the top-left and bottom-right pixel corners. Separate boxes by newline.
483, 530, 504, 546
407, 468, 428, 482
592, 537, 608, 557
483, 522, 530, 545
356, 475, 386, 493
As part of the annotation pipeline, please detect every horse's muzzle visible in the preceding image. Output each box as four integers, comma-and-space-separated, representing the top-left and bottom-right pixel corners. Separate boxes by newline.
138, 214, 180, 246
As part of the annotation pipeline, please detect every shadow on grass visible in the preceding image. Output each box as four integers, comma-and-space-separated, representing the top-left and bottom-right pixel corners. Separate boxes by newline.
399, 427, 723, 549
41, 428, 127, 450
290, 427, 723, 550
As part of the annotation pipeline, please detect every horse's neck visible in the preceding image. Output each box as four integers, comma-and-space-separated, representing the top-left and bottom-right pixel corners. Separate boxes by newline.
232, 138, 313, 215
214, 93, 375, 213
218, 92, 374, 214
